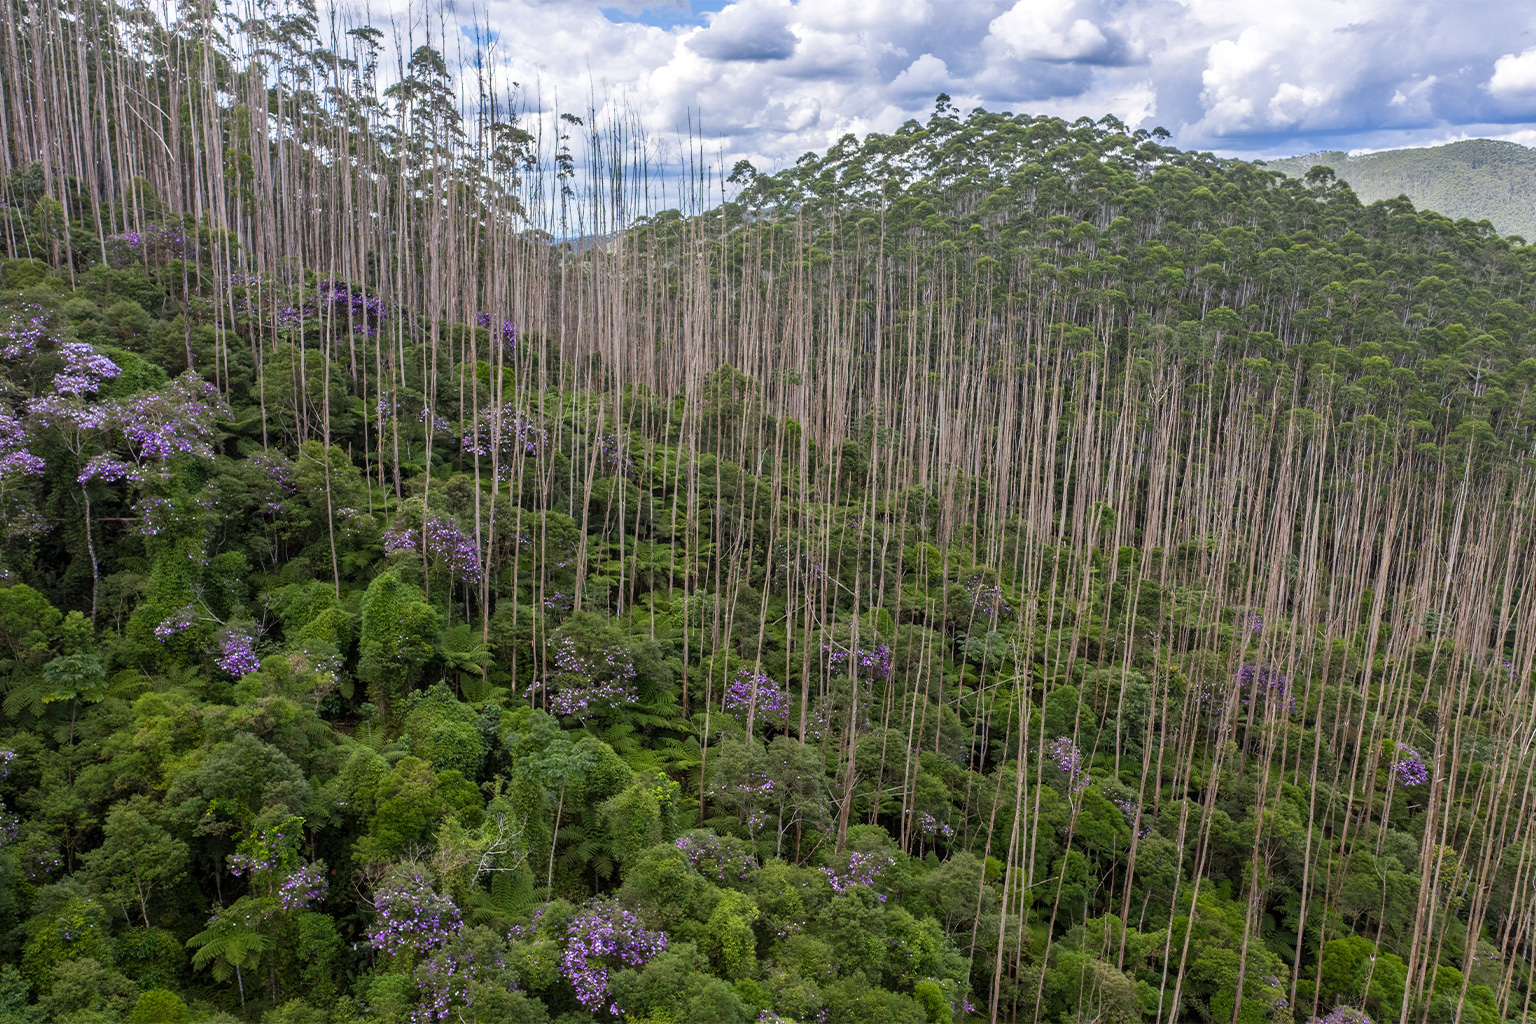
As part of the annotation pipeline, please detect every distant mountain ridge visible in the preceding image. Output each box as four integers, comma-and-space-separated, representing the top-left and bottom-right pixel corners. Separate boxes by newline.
1262, 138, 1536, 240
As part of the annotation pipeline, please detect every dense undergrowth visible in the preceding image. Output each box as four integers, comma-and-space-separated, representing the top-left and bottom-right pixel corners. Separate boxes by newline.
4, 3, 1536, 1023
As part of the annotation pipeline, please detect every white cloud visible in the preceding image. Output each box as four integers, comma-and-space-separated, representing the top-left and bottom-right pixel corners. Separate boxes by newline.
1390, 74, 1436, 109
1198, 31, 1269, 133
687, 1, 799, 62
1268, 82, 1331, 126
986, 0, 1110, 63
354, 0, 1536, 183
890, 54, 951, 98
1488, 46, 1536, 94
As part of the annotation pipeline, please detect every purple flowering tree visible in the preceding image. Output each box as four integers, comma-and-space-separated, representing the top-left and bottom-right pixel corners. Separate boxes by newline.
822, 849, 896, 902
1198, 663, 1297, 720
557, 897, 668, 1014
383, 513, 483, 588
189, 815, 327, 1004
103, 223, 186, 267
0, 307, 53, 565
1392, 744, 1430, 787
0, 302, 50, 357
370, 868, 511, 1023
1307, 1008, 1373, 1024
675, 830, 760, 885
723, 666, 790, 739
535, 622, 637, 720
380, 496, 484, 612
369, 870, 464, 961
460, 406, 546, 480
822, 636, 893, 681
1112, 796, 1153, 838
0, 412, 46, 542
28, 343, 227, 618
595, 432, 632, 473
963, 573, 1011, 618
906, 808, 957, 851
28, 344, 123, 616
215, 627, 262, 678
474, 311, 518, 353
1047, 736, 1091, 795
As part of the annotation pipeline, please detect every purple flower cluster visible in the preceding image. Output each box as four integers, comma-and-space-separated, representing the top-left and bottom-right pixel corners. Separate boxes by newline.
370, 873, 463, 958
53, 342, 122, 394
559, 898, 668, 1012
1201, 664, 1297, 717
423, 515, 482, 584
382, 515, 483, 585
417, 408, 451, 433
822, 639, 892, 680
541, 633, 637, 717
315, 280, 388, 336
104, 223, 185, 265
272, 280, 388, 337
965, 574, 1011, 617
1393, 745, 1430, 786
412, 936, 501, 1023
823, 850, 894, 900
1235, 663, 1296, 714
77, 454, 141, 483
724, 669, 789, 720
134, 496, 174, 537
249, 453, 297, 515
28, 393, 112, 433
597, 433, 632, 471
1048, 737, 1090, 793
911, 811, 955, 841
19, 835, 62, 880
0, 413, 45, 536
0, 303, 49, 357
1307, 1009, 1373, 1024
1112, 797, 1153, 838
216, 630, 260, 678
154, 606, 197, 641
460, 408, 546, 470
505, 904, 546, 942
547, 679, 636, 717
382, 519, 416, 553
119, 377, 228, 463
278, 863, 328, 910
1470, 945, 1501, 967
474, 311, 518, 351
228, 849, 278, 878
227, 820, 303, 883
675, 832, 759, 884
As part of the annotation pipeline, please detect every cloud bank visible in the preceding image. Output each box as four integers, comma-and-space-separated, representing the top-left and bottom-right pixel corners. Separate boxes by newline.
421, 0, 1536, 179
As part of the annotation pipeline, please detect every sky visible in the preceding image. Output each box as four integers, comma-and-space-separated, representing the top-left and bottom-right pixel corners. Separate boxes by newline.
434, 0, 1536, 178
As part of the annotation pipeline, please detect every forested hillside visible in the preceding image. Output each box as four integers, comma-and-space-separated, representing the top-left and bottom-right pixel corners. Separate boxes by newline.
1264, 139, 1536, 241
4, 4, 1536, 1024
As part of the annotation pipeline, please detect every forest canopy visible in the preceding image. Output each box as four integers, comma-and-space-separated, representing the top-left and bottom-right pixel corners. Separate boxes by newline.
1, 3, 1536, 1024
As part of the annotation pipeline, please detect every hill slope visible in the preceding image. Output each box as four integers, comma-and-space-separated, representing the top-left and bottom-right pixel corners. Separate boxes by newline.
1264, 137, 1536, 238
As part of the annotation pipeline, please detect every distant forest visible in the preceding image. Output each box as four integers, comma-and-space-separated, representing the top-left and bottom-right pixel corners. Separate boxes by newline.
3, 3, 1536, 1024
1265, 139, 1536, 241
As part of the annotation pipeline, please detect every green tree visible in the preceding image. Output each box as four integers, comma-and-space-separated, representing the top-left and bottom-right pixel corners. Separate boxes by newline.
81, 796, 188, 927
358, 569, 440, 713
37, 957, 136, 1022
